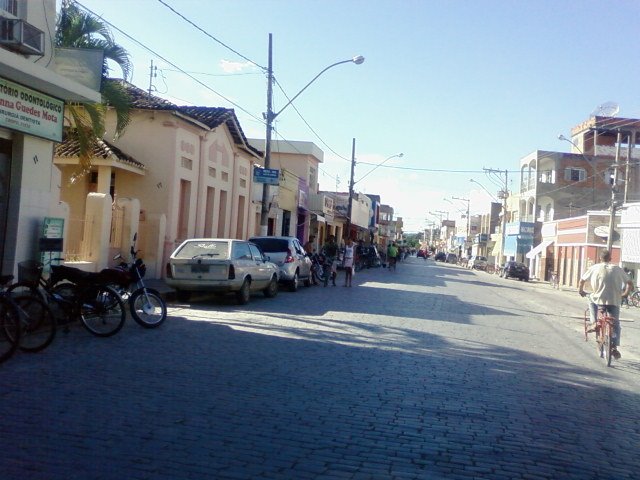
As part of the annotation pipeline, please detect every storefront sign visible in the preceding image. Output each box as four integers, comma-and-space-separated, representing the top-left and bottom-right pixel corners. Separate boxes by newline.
0, 77, 64, 142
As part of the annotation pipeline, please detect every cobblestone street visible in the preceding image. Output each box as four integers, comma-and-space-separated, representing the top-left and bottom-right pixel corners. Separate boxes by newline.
1, 257, 639, 479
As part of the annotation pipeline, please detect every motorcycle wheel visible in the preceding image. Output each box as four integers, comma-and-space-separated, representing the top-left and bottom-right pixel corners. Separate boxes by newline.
129, 288, 167, 328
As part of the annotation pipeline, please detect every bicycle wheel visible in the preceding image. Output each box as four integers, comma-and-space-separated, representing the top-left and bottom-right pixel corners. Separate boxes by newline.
129, 288, 167, 328
0, 296, 20, 363
630, 292, 640, 307
6, 281, 46, 302
602, 321, 613, 367
13, 294, 56, 352
79, 285, 126, 337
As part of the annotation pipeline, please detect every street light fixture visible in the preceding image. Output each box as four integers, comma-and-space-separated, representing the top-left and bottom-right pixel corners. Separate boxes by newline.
259, 34, 364, 235
346, 151, 404, 241
354, 153, 404, 184
469, 179, 498, 202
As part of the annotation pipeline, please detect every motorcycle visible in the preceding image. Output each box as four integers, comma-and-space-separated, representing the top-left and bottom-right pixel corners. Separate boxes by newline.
309, 253, 325, 286
103, 234, 167, 328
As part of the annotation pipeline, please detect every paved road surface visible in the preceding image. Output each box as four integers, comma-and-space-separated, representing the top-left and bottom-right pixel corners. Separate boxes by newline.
1, 257, 639, 479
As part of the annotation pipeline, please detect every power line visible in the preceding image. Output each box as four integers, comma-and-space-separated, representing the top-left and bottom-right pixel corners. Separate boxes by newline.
155, 0, 266, 71
73, 1, 265, 124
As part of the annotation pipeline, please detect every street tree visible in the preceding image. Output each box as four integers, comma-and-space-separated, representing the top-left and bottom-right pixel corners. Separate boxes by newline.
55, 0, 132, 178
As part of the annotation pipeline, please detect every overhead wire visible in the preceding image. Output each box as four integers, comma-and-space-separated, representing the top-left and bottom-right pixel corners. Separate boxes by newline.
155, 0, 266, 71
73, 1, 265, 124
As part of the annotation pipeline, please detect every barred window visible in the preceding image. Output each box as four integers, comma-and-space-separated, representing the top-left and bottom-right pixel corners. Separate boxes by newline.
564, 167, 586, 182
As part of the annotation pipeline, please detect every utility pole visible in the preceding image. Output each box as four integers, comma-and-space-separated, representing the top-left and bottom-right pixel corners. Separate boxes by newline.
147, 60, 157, 98
259, 34, 274, 236
624, 131, 635, 203
484, 168, 509, 265
345, 138, 356, 241
607, 131, 623, 251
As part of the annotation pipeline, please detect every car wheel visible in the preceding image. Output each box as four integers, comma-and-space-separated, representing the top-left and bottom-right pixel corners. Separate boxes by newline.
290, 272, 299, 292
236, 279, 251, 305
263, 276, 278, 298
524, 277, 529, 282
176, 290, 191, 302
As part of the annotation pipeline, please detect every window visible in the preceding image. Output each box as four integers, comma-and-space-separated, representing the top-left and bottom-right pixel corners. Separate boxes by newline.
564, 167, 586, 182
232, 242, 252, 260
0, 0, 18, 16
248, 244, 263, 261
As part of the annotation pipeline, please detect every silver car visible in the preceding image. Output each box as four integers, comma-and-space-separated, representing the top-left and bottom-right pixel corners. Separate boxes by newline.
248, 236, 312, 291
469, 255, 488, 270
165, 238, 279, 304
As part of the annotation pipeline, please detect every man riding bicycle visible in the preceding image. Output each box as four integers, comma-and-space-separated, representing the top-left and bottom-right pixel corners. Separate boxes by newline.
578, 249, 633, 360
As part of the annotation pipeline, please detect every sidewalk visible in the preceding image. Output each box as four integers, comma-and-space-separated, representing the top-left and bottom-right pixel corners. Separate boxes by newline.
143, 278, 176, 301
474, 267, 640, 362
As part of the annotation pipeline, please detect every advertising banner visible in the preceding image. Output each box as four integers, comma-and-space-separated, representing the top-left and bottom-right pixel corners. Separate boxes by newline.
0, 77, 64, 142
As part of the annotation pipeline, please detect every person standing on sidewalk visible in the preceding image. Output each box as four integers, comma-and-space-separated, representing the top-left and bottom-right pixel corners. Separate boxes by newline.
578, 249, 633, 360
342, 238, 355, 287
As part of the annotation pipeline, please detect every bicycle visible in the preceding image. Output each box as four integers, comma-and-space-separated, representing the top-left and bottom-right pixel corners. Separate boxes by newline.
583, 305, 617, 367
628, 290, 640, 307
8, 260, 126, 337
0, 274, 56, 363
0, 276, 22, 363
549, 270, 559, 289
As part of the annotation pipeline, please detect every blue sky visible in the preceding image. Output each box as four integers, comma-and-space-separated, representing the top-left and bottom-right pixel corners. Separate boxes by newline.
72, 0, 640, 232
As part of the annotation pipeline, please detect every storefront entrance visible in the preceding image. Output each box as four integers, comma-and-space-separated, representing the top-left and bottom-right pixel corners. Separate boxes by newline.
0, 138, 12, 270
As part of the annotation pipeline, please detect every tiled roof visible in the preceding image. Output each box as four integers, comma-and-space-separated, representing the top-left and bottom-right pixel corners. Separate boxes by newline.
55, 131, 145, 171
117, 80, 262, 158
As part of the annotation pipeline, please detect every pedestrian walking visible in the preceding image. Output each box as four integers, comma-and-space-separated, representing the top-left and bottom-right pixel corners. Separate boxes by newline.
322, 235, 338, 286
343, 238, 355, 287
387, 242, 398, 271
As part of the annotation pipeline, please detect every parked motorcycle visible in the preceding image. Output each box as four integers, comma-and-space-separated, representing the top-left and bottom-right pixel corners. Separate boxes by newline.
103, 234, 167, 328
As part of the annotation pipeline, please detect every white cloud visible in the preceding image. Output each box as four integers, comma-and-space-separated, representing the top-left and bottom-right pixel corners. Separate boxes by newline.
219, 59, 254, 73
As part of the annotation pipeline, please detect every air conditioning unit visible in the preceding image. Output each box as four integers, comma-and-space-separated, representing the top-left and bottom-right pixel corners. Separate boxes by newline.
0, 17, 44, 56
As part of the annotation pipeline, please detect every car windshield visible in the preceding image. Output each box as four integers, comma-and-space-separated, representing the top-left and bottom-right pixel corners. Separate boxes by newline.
174, 241, 229, 259
477, 256, 487, 261
249, 238, 288, 253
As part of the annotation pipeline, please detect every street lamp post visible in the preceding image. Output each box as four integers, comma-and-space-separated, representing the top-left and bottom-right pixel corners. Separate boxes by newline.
346, 151, 404, 241
259, 33, 364, 235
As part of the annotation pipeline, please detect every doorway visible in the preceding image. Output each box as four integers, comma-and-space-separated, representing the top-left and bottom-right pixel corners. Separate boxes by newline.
0, 138, 12, 269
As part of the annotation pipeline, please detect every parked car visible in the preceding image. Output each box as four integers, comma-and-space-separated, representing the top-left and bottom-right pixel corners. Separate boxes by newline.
469, 255, 488, 270
248, 236, 312, 291
445, 253, 458, 264
501, 261, 530, 281
165, 238, 279, 304
417, 249, 426, 258
434, 252, 446, 262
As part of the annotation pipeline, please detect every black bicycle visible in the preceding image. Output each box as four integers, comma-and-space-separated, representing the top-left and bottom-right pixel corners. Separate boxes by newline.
0, 274, 56, 363
8, 260, 126, 337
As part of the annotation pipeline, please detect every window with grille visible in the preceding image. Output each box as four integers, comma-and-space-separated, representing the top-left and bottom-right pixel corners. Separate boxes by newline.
0, 0, 18, 16
564, 167, 586, 182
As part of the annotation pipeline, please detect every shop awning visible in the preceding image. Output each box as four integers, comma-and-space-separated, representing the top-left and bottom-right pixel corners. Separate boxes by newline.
311, 212, 326, 223
525, 239, 554, 259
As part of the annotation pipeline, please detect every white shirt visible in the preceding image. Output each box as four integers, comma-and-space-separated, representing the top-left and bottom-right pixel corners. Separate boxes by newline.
580, 262, 631, 307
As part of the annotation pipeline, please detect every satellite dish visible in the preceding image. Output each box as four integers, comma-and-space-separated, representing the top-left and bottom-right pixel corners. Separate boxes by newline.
591, 101, 620, 118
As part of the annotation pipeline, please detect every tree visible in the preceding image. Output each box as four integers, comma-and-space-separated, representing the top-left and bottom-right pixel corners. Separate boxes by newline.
55, 0, 132, 176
